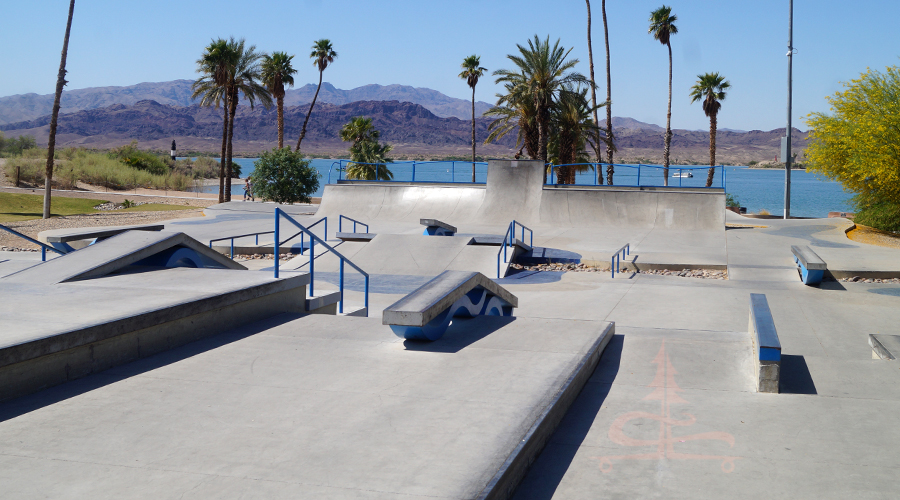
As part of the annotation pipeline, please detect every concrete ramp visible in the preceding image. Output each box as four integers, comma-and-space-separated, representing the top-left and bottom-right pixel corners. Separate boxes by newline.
317, 184, 485, 225
1, 231, 245, 285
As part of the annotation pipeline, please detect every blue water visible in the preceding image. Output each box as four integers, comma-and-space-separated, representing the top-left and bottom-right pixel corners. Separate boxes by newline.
195, 158, 853, 218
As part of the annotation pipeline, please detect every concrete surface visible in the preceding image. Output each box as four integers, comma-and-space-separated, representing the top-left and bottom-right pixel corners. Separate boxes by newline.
0, 314, 613, 499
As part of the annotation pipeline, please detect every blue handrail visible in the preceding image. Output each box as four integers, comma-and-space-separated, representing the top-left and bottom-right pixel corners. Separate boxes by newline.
208, 216, 327, 259
338, 215, 369, 234
296, 216, 327, 255
0, 223, 66, 262
611, 243, 631, 278
496, 219, 533, 279
543, 163, 725, 189
274, 208, 369, 315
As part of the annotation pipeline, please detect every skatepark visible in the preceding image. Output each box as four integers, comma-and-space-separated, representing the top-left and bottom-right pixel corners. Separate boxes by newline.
1, 159, 899, 498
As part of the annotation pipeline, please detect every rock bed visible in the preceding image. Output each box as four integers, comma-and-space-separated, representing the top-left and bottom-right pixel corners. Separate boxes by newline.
93, 201, 151, 211
510, 263, 728, 279
838, 277, 900, 284
235, 253, 294, 262
0, 246, 39, 252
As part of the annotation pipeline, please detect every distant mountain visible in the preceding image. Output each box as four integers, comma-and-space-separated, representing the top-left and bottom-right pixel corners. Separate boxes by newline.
0, 99, 808, 163
0, 80, 493, 125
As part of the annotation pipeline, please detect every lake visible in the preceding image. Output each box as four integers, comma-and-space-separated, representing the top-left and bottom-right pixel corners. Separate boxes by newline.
197, 158, 853, 218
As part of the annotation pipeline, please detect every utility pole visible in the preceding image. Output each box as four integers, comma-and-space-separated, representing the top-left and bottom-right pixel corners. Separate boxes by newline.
784, 0, 794, 219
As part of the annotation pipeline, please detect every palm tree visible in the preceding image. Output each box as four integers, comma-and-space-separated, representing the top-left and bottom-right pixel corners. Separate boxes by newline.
585, 0, 603, 184
484, 76, 539, 160
296, 39, 337, 150
553, 86, 603, 184
602, 0, 615, 185
690, 72, 730, 187
459, 55, 487, 182
649, 5, 678, 186
223, 39, 271, 202
339, 116, 379, 147
193, 38, 234, 203
43, 0, 75, 219
261, 52, 297, 149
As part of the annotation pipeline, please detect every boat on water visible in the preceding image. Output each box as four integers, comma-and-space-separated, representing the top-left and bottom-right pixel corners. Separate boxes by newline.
671, 171, 694, 178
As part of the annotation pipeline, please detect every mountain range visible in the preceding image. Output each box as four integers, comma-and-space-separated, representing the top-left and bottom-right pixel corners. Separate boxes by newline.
1, 99, 808, 163
0, 80, 494, 125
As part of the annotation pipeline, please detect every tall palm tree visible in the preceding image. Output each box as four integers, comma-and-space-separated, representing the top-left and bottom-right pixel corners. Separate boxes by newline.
484, 74, 540, 160
585, 0, 603, 184
339, 116, 379, 147
224, 40, 271, 201
43, 0, 75, 219
649, 5, 678, 186
193, 38, 234, 203
494, 35, 589, 182
602, 0, 615, 185
553, 86, 603, 184
459, 55, 487, 182
261, 52, 296, 149
296, 39, 337, 150
690, 72, 730, 187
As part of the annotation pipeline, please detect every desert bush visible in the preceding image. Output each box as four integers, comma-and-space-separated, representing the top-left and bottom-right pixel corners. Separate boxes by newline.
3, 157, 45, 185
108, 141, 169, 175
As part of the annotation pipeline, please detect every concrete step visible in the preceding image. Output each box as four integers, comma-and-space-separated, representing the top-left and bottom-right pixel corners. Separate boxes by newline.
340, 306, 368, 317
306, 291, 340, 315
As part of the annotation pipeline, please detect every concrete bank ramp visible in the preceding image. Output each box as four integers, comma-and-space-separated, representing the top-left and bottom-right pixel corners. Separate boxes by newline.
317, 160, 724, 231
1, 231, 245, 285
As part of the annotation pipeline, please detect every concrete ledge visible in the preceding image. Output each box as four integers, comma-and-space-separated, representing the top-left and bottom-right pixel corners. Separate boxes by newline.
478, 321, 615, 500
40, 224, 165, 244
306, 291, 340, 314
870, 334, 900, 360
749, 293, 781, 394
0, 274, 310, 402
336, 232, 376, 242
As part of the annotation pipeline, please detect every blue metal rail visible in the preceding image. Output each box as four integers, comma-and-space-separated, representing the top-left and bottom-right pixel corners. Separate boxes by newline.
0, 223, 66, 261
327, 160, 489, 184
338, 215, 368, 234
546, 163, 725, 189
610, 243, 631, 278
275, 208, 369, 315
496, 220, 533, 279
208, 216, 327, 259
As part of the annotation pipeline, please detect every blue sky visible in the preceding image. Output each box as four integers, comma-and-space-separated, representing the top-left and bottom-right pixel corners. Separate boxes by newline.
1, 0, 897, 131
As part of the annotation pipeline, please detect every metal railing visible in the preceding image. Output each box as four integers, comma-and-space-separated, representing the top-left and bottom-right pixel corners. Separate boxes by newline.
208, 216, 327, 259
496, 220, 533, 279
275, 208, 369, 315
610, 243, 631, 278
546, 163, 726, 189
0, 223, 66, 261
338, 215, 368, 234
327, 160, 489, 184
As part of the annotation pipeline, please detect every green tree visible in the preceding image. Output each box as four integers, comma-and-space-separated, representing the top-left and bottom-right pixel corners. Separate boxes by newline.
339, 116, 380, 147
806, 65, 900, 231
43, 0, 75, 219
459, 55, 487, 182
689, 72, 730, 187
494, 35, 590, 181
551, 86, 603, 184
340, 117, 393, 180
261, 52, 297, 149
484, 78, 539, 160
649, 5, 678, 186
224, 40, 272, 202
296, 39, 337, 150
250, 148, 319, 204
192, 38, 234, 203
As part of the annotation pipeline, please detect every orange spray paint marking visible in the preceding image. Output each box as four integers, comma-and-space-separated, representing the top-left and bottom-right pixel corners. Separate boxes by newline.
593, 340, 739, 473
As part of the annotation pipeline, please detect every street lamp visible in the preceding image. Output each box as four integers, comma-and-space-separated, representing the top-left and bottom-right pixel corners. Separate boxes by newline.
783, 0, 795, 219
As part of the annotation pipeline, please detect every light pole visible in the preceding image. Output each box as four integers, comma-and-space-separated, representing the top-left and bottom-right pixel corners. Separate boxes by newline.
783, 0, 794, 219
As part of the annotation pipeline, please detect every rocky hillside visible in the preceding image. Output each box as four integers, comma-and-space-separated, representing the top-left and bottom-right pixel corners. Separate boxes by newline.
0, 80, 493, 125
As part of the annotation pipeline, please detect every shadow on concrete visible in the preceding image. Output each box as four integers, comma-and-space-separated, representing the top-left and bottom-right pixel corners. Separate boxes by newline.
511, 334, 624, 500
820, 281, 847, 291
497, 270, 564, 285
869, 287, 900, 297
0, 313, 305, 424
403, 316, 516, 353
779, 354, 818, 395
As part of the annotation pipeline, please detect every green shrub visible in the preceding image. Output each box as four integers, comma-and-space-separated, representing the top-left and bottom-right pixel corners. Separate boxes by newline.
3, 157, 44, 185
853, 195, 900, 232
251, 148, 320, 204
1, 135, 38, 156
108, 141, 169, 175
725, 193, 740, 208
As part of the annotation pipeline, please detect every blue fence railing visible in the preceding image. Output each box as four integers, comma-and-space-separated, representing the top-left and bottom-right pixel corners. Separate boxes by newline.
327, 160, 490, 185
497, 220, 533, 279
0, 223, 66, 261
274, 208, 369, 315
209, 216, 327, 258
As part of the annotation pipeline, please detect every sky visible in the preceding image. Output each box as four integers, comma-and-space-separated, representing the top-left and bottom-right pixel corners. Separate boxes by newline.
1, 0, 898, 132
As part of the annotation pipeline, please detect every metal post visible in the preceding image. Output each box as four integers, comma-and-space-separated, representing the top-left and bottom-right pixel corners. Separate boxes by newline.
274, 209, 280, 278
255, 234, 259, 245
452, 162, 455, 183
412, 161, 416, 182
42, 247, 46, 262
300, 232, 305, 255
309, 238, 314, 296
230, 239, 234, 259
364, 275, 369, 311
637, 164, 642, 187
324, 219, 328, 241
784, 0, 794, 219
339, 259, 345, 314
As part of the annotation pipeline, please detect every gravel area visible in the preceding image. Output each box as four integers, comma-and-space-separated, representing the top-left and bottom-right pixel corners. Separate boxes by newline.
0, 209, 205, 250
837, 277, 900, 284
510, 262, 728, 279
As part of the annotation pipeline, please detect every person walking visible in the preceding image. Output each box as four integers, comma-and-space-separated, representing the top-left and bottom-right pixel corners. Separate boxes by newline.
243, 178, 254, 202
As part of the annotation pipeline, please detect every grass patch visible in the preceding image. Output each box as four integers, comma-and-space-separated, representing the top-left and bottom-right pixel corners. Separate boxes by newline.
0, 193, 194, 222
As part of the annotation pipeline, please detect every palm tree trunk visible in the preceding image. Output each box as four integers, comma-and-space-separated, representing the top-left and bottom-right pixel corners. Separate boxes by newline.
471, 85, 476, 183
585, 0, 603, 185
43, 0, 75, 219
538, 103, 549, 183
663, 41, 673, 187
296, 70, 323, 150
219, 96, 228, 204
603, 0, 614, 185
706, 112, 717, 187
277, 95, 284, 149
225, 89, 237, 202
